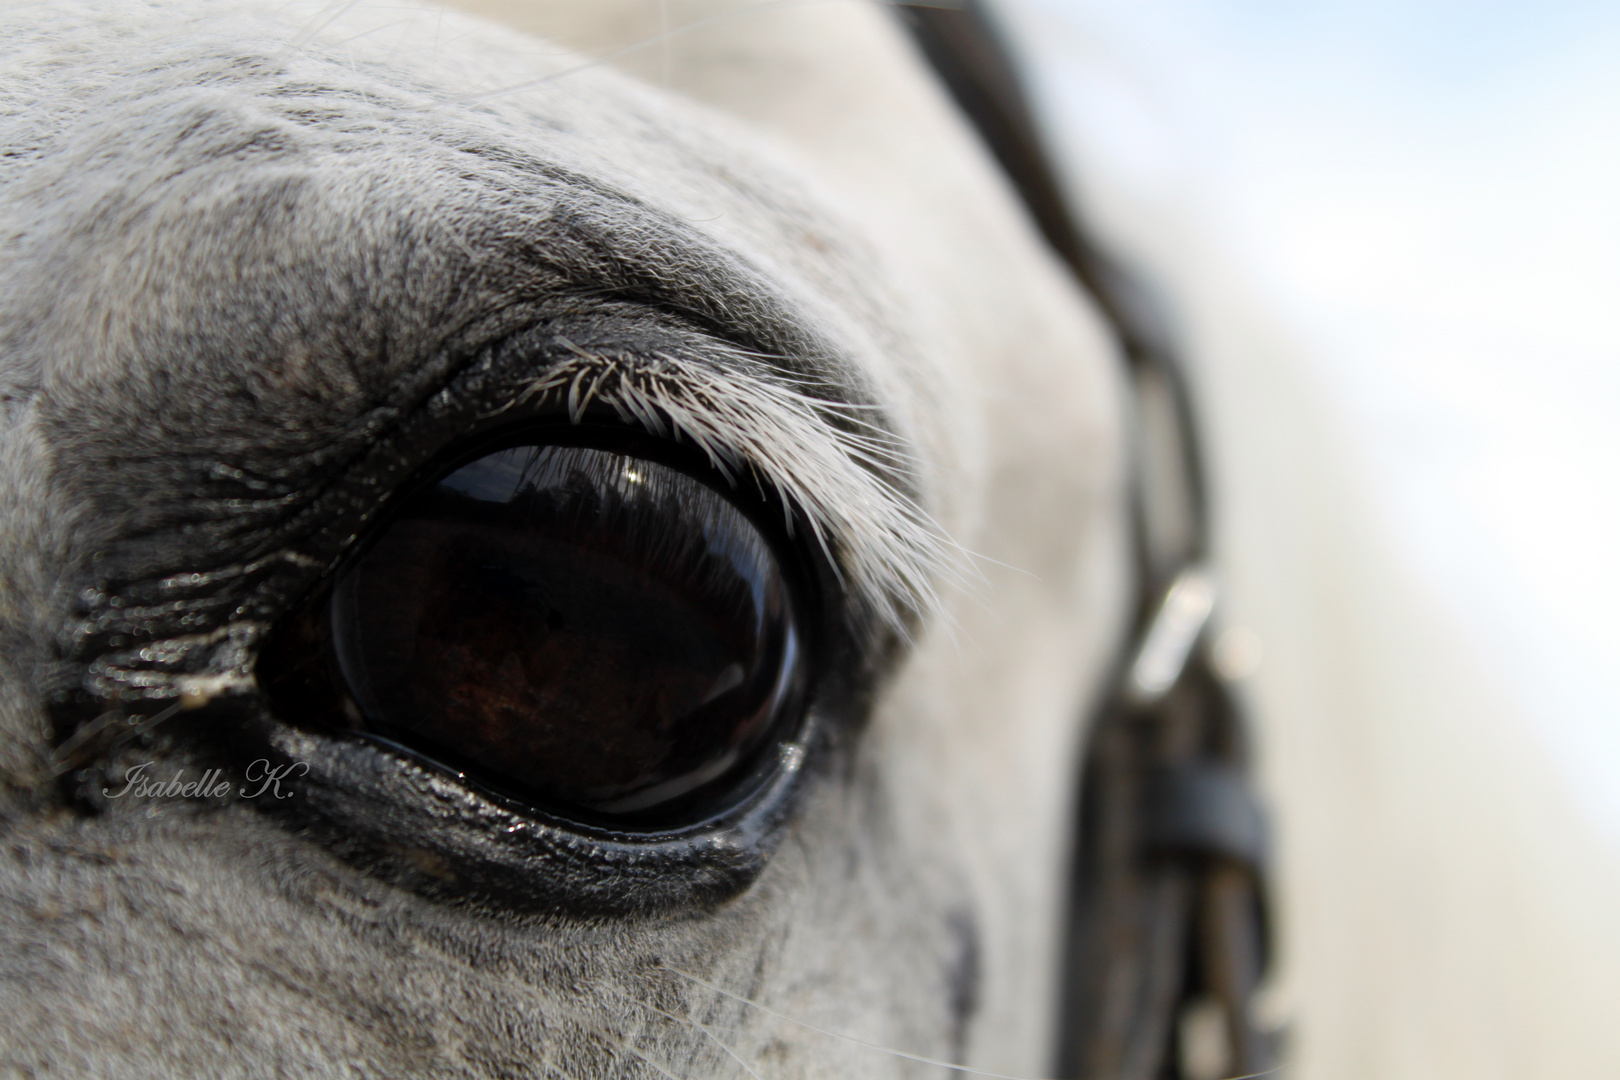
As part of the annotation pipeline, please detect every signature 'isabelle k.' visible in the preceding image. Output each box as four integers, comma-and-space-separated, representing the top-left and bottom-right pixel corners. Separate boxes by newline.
102, 760, 310, 802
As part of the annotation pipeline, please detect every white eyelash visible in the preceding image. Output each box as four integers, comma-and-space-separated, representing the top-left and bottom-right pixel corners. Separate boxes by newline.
511, 338, 957, 638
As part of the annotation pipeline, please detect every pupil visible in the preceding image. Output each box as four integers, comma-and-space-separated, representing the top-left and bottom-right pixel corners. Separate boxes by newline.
329, 443, 802, 819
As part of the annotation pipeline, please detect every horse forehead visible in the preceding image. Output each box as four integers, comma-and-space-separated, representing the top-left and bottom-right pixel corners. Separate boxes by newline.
0, 0, 1121, 532
0, 5, 895, 404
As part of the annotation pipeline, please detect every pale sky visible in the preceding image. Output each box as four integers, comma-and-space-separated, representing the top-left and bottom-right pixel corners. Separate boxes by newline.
1011, 0, 1620, 838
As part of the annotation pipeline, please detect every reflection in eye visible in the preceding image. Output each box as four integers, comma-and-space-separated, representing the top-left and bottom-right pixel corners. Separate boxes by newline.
328, 444, 804, 821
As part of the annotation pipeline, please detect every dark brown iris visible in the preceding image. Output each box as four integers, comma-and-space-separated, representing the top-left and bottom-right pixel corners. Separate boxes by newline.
327, 443, 802, 818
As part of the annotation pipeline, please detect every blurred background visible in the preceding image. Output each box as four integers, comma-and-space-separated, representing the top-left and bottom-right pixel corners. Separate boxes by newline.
996, 1, 1620, 1075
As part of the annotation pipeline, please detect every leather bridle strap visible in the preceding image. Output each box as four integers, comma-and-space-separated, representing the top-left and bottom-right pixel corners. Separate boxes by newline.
895, 4, 1279, 1077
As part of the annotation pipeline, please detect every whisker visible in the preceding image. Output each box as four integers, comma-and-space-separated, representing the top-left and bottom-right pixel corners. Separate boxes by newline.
365, 945, 701, 1080
605, 984, 764, 1080
539, 1060, 585, 1080
658, 0, 672, 90
611, 1040, 688, 1080
660, 963, 1034, 1078
323, 14, 420, 49
661, 964, 1284, 1080
429, 8, 443, 78
290, 0, 365, 48
49, 699, 188, 779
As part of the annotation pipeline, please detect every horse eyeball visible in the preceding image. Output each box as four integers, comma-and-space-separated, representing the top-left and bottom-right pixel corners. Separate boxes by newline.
327, 443, 805, 822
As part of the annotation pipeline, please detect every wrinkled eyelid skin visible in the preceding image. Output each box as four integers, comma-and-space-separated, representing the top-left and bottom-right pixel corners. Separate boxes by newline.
41, 321, 899, 913
22, 30, 951, 790
26, 86, 943, 744
18, 42, 941, 903
16, 51, 945, 902
19, 29, 946, 883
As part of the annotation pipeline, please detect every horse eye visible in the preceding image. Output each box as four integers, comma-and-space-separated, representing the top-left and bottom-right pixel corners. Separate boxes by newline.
306, 442, 806, 824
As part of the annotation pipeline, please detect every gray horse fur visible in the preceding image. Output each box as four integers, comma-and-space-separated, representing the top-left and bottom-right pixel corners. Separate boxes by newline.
0, 3, 1130, 1076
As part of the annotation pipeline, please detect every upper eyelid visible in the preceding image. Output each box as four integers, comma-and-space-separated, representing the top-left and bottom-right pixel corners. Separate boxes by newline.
505, 339, 953, 638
